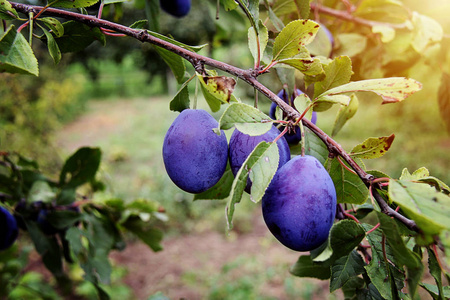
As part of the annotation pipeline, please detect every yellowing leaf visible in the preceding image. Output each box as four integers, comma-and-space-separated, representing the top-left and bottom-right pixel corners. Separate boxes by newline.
350, 134, 395, 159
272, 19, 320, 61
318, 77, 422, 104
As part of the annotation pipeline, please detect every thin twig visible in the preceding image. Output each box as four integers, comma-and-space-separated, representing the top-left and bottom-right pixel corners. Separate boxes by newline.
310, 2, 409, 29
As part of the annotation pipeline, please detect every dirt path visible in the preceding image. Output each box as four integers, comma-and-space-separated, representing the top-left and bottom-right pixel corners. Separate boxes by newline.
56, 98, 339, 300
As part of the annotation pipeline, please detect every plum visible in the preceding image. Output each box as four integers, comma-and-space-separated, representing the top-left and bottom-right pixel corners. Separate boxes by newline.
160, 0, 191, 18
163, 109, 228, 194
269, 89, 317, 145
262, 155, 337, 251
0, 206, 19, 251
228, 125, 291, 192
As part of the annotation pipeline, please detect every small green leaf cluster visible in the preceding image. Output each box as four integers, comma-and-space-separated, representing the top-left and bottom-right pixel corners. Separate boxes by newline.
0, 149, 166, 298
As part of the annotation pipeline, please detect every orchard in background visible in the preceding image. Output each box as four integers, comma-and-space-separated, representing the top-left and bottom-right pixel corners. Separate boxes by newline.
1, 0, 450, 299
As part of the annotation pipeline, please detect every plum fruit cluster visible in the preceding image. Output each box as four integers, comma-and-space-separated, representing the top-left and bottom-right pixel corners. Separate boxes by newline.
163, 107, 336, 252
269, 89, 317, 145
163, 109, 228, 194
262, 155, 337, 251
0, 206, 19, 251
159, 0, 191, 18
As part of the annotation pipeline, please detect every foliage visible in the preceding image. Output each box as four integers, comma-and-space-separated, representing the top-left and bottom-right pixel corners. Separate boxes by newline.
1, 0, 450, 299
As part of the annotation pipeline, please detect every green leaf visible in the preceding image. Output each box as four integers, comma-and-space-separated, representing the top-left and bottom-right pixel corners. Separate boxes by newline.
46, 210, 82, 230
294, 0, 312, 19
146, 30, 206, 53
55, 21, 105, 53
39, 25, 62, 65
0, 25, 39, 76
334, 33, 367, 58
122, 216, 163, 252
199, 82, 221, 112
129, 19, 148, 29
218, 102, 272, 135
411, 12, 443, 53
363, 223, 406, 300
307, 23, 333, 57
59, 147, 102, 189
52, 0, 99, 8
290, 255, 331, 279
155, 45, 186, 84
0, 0, 19, 20
144, 0, 159, 31
438, 73, 450, 134
329, 220, 366, 259
439, 230, 450, 267
198, 74, 236, 105
169, 80, 190, 112
27, 181, 55, 204
272, 19, 320, 61
377, 212, 423, 297
293, 93, 313, 121
38, 17, 64, 37
248, 21, 268, 65
226, 142, 279, 229
103, 0, 127, 4
327, 158, 369, 205
330, 250, 366, 292
420, 283, 450, 299
317, 78, 422, 104
332, 93, 358, 137
220, 0, 238, 11
25, 220, 63, 277
350, 134, 395, 160
246, 0, 259, 32
314, 56, 353, 98
427, 248, 445, 300
302, 127, 329, 165
194, 164, 234, 201
314, 95, 351, 111
388, 180, 450, 235
267, 5, 284, 32
277, 56, 324, 78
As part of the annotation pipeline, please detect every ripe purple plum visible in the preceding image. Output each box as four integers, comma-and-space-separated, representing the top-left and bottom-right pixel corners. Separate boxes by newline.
163, 109, 228, 194
262, 155, 337, 251
160, 0, 191, 18
0, 206, 19, 251
228, 125, 291, 192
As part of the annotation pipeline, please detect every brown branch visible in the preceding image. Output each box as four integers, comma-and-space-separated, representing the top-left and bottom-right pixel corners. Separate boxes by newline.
310, 2, 409, 30
9, 2, 418, 232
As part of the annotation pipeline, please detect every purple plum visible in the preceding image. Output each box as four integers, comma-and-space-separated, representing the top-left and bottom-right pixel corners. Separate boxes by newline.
163, 109, 228, 194
0, 206, 18, 251
262, 155, 337, 251
228, 125, 291, 192
160, 0, 191, 18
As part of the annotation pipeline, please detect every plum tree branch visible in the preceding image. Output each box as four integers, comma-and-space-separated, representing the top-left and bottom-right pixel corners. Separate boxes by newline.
10, 2, 418, 232
310, 2, 409, 29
